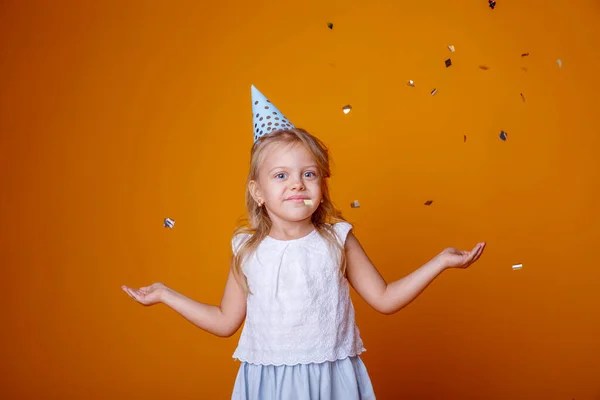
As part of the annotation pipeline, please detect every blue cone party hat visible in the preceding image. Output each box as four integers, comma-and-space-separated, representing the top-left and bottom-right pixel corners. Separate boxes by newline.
251, 85, 295, 142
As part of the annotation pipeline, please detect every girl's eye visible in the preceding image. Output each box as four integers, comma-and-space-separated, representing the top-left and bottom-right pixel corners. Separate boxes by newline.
275, 173, 286, 179
304, 171, 317, 178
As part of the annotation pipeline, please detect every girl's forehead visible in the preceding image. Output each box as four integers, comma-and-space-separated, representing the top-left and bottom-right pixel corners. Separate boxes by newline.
261, 142, 315, 166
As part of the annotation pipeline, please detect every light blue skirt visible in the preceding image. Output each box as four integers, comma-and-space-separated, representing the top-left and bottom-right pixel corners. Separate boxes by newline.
231, 356, 376, 400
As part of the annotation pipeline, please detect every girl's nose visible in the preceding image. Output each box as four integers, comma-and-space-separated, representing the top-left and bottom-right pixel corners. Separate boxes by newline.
290, 179, 305, 190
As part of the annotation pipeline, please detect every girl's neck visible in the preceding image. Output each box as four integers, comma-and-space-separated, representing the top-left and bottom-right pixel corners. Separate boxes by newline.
268, 221, 315, 241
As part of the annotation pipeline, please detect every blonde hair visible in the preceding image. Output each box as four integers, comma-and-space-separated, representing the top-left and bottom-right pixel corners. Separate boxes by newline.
232, 128, 348, 293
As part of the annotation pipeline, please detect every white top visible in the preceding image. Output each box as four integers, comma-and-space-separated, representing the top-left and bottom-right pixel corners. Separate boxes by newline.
231, 222, 366, 366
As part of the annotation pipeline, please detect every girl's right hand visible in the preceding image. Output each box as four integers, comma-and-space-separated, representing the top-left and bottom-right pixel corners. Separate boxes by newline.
121, 282, 167, 306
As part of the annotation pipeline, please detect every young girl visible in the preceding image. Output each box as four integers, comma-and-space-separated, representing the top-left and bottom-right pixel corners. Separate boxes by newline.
122, 85, 486, 399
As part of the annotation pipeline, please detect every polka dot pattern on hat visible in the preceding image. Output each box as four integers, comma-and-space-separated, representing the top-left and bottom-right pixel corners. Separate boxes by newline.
251, 85, 295, 142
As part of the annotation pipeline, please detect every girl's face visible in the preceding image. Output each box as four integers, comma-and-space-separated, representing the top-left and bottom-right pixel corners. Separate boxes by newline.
251, 142, 322, 226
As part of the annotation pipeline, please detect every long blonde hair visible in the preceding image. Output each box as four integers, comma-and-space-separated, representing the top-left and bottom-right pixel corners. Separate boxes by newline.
232, 128, 348, 293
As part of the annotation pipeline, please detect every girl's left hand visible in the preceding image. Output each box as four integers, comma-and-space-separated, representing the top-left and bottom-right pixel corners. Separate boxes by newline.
437, 242, 486, 270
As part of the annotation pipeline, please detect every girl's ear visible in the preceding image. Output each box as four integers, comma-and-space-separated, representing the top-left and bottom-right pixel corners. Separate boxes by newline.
249, 180, 262, 203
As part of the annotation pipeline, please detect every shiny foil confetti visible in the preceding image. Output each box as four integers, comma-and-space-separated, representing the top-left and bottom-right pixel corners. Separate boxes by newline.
431, 88, 438, 96
448, 45, 455, 52
479, 65, 490, 70
489, 0, 496, 9
350, 200, 361, 208
557, 59, 562, 68
445, 58, 452, 68
327, 22, 333, 30
424, 200, 433, 206
512, 263, 523, 270
303, 199, 313, 206
521, 53, 529, 57
164, 218, 175, 228
407, 80, 415, 87
342, 105, 352, 114
520, 93, 526, 102
464, 135, 467, 143
499, 130, 508, 141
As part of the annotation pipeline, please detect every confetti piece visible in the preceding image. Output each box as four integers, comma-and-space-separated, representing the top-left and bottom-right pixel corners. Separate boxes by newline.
327, 22, 333, 30
499, 130, 508, 141
424, 200, 433, 206
521, 53, 529, 57
521, 67, 528, 72
445, 58, 452, 68
489, 0, 496, 9
557, 59, 562, 68
448, 45, 455, 52
512, 264, 523, 270
479, 65, 489, 70
464, 135, 467, 143
164, 218, 175, 228
407, 80, 415, 87
431, 88, 438, 96
350, 200, 361, 208
303, 199, 313, 206
342, 105, 352, 114
520, 93, 526, 102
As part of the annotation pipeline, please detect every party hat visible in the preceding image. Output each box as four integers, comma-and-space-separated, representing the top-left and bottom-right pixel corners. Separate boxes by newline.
251, 85, 295, 142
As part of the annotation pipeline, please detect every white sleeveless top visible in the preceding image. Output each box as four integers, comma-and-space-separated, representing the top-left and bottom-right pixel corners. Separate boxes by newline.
231, 222, 366, 366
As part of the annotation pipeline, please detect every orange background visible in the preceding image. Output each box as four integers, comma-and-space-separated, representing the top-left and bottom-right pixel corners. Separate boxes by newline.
1, 0, 599, 399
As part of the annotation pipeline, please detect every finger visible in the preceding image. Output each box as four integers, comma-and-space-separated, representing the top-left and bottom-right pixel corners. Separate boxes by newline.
467, 245, 479, 259
125, 288, 141, 302
475, 243, 486, 258
121, 286, 134, 298
462, 245, 480, 266
470, 244, 485, 264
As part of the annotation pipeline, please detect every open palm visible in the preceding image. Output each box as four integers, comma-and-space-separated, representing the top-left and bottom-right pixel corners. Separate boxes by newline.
121, 282, 166, 306
438, 242, 486, 269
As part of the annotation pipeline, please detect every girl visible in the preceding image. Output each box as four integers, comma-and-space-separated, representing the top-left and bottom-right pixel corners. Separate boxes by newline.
122, 86, 486, 399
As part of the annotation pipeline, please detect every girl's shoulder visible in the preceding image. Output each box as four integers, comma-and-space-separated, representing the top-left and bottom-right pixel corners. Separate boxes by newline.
329, 221, 354, 244
231, 232, 252, 255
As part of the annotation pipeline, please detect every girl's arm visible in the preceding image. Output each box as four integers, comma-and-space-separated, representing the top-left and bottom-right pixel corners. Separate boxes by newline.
345, 232, 485, 315
122, 259, 247, 337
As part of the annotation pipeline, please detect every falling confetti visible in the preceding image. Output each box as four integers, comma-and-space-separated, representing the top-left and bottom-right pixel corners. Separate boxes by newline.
342, 105, 352, 114
489, 0, 496, 9
164, 218, 175, 228
512, 263, 523, 270
303, 199, 313, 206
327, 22, 333, 30
499, 130, 508, 141
520, 93, 526, 102
445, 58, 452, 68
479, 65, 490, 70
521, 67, 528, 72
448, 45, 455, 52
464, 135, 467, 143
350, 200, 361, 208
557, 59, 562, 68
431, 88, 438, 96
424, 200, 433, 206
407, 80, 415, 87
521, 53, 529, 57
